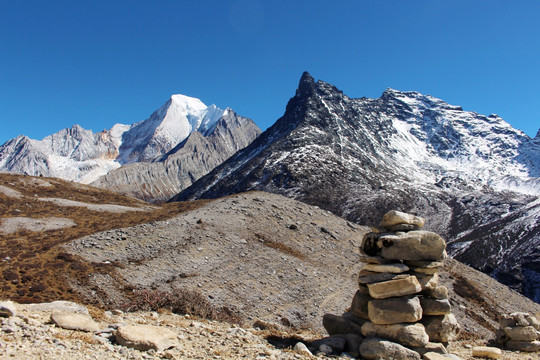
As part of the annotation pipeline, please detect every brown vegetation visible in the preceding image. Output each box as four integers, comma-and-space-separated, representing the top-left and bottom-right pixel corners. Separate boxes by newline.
0, 173, 210, 304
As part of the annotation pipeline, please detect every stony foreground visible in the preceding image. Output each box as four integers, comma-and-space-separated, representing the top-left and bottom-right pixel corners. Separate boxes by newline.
1, 301, 539, 360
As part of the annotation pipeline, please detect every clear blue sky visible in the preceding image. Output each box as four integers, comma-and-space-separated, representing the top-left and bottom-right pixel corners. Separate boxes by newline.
1, 0, 539, 145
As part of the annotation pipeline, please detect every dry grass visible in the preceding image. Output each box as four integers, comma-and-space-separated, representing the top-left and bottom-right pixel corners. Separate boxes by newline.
121, 288, 243, 324
0, 173, 210, 304
253, 233, 307, 260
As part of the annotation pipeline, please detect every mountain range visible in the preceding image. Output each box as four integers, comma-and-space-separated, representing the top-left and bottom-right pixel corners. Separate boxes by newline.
1, 72, 539, 303
0, 94, 260, 201
173, 72, 540, 302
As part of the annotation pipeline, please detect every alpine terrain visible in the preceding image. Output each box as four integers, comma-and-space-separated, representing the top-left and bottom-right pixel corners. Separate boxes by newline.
173, 72, 540, 303
0, 95, 260, 201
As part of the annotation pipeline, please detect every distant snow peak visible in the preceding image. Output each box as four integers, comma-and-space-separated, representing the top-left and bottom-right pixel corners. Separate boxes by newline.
116, 94, 226, 164
0, 92, 249, 184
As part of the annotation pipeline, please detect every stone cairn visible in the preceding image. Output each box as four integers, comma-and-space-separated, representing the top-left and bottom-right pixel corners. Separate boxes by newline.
320, 210, 460, 359
495, 312, 540, 353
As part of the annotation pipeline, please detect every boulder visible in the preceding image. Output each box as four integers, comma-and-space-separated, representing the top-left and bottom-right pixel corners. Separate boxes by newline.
380, 210, 425, 228
506, 340, 540, 352
361, 322, 429, 347
378, 231, 446, 261
322, 313, 363, 336
115, 325, 177, 352
0, 301, 17, 317
368, 296, 423, 325
359, 337, 421, 360
422, 314, 460, 342
349, 288, 370, 319
420, 298, 451, 315
471, 346, 502, 359
502, 325, 539, 341
367, 276, 422, 299
363, 262, 409, 274
27, 301, 89, 314
50, 312, 100, 332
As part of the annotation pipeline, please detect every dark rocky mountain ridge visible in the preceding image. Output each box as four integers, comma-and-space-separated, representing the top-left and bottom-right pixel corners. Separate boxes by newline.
173, 72, 540, 303
91, 110, 260, 202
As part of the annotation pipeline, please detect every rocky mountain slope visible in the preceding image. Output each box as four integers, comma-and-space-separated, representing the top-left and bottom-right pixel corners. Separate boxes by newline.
62, 190, 540, 339
173, 72, 540, 302
0, 172, 210, 304
1, 173, 539, 359
91, 110, 260, 202
0, 95, 260, 194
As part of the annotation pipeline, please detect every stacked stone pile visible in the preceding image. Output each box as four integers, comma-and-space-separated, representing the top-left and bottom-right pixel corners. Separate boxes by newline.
495, 312, 540, 352
320, 210, 461, 359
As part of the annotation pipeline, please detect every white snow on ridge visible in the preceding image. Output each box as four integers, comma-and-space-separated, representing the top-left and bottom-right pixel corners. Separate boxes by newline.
385, 89, 540, 195
0, 93, 228, 183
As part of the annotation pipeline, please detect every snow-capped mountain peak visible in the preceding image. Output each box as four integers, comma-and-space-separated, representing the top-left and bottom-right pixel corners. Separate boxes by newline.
117, 94, 225, 164
0, 93, 251, 184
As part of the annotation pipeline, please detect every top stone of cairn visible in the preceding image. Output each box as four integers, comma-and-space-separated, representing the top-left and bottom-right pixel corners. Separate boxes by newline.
380, 210, 425, 230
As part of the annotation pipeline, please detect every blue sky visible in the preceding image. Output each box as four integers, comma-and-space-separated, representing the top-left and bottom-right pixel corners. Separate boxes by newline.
1, 0, 539, 145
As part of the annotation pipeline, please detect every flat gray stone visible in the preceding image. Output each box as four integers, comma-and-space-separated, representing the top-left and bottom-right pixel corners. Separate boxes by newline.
358, 271, 408, 284
115, 325, 177, 352
363, 262, 409, 273
361, 322, 429, 347
368, 296, 423, 325
51, 312, 100, 332
359, 337, 421, 360
367, 276, 422, 299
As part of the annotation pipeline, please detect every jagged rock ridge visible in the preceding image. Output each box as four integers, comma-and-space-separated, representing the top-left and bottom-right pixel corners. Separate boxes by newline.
0, 95, 261, 192
91, 110, 261, 202
173, 72, 540, 302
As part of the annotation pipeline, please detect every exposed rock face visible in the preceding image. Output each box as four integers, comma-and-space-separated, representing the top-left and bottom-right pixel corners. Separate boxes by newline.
0, 95, 260, 196
91, 111, 261, 202
173, 72, 540, 302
